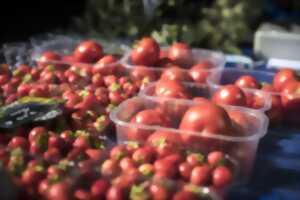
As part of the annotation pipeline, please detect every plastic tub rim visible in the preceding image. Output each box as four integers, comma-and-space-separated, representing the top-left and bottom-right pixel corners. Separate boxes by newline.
110, 97, 269, 143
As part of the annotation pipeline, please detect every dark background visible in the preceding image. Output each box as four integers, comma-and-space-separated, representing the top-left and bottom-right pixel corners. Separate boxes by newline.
0, 0, 85, 44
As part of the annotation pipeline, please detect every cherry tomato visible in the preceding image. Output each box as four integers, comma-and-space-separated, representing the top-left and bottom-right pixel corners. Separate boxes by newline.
132, 146, 156, 164
101, 159, 120, 178
38, 179, 50, 196
119, 157, 136, 171
127, 109, 172, 142
28, 127, 48, 143
281, 80, 300, 124
188, 62, 213, 83
73, 40, 103, 63
93, 55, 118, 75
228, 110, 251, 135
154, 158, 179, 178
91, 179, 110, 200
21, 167, 44, 186
212, 166, 232, 187
190, 164, 211, 186
160, 67, 192, 82
138, 163, 155, 177
110, 144, 129, 161
131, 37, 160, 66
155, 80, 191, 99
38, 51, 61, 68
173, 190, 198, 200
272, 68, 298, 92
47, 181, 71, 200
179, 103, 232, 150
179, 103, 232, 135
212, 85, 247, 107
168, 42, 192, 67
179, 162, 193, 180
129, 66, 158, 82
106, 186, 126, 200
150, 183, 170, 200
8, 136, 29, 150
186, 153, 204, 167
207, 151, 225, 166
147, 131, 183, 158
234, 75, 261, 89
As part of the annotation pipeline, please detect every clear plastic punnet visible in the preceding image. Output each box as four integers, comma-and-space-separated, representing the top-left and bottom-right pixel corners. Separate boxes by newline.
139, 81, 271, 112
122, 47, 226, 68
110, 97, 269, 183
207, 68, 300, 126
121, 47, 226, 84
30, 35, 128, 67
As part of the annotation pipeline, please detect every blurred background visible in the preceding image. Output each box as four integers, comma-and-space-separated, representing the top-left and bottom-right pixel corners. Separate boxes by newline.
0, 0, 299, 54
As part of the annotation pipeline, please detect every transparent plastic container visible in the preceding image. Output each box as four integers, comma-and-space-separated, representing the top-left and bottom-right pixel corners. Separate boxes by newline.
121, 47, 226, 84
207, 68, 300, 125
110, 96, 269, 182
30, 36, 127, 66
140, 82, 271, 112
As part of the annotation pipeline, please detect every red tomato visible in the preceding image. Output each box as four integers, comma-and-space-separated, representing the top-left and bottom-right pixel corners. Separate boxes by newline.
190, 164, 211, 186
155, 57, 175, 68
93, 55, 118, 75
47, 181, 71, 200
129, 66, 158, 82
273, 68, 298, 92
38, 51, 61, 68
168, 42, 192, 67
179, 162, 193, 180
127, 109, 172, 142
281, 80, 300, 124
179, 103, 232, 135
132, 146, 156, 164
261, 84, 283, 124
179, 103, 232, 151
186, 153, 204, 167
106, 186, 125, 200
147, 131, 183, 158
155, 80, 191, 99
131, 37, 160, 66
189, 62, 213, 83
154, 158, 178, 178
150, 183, 170, 200
212, 85, 247, 107
160, 67, 192, 82
207, 151, 225, 166
73, 40, 103, 63
234, 75, 261, 89
173, 190, 198, 200
212, 166, 233, 187
228, 110, 251, 135
91, 179, 110, 199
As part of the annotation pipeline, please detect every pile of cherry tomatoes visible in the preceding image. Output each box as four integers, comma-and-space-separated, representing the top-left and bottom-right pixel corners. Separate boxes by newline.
0, 35, 298, 200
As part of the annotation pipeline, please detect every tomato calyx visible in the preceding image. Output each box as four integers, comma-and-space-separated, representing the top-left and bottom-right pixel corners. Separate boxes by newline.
22, 74, 32, 84
130, 184, 150, 200
127, 141, 140, 149
184, 184, 207, 197
108, 82, 120, 92
139, 164, 154, 177
152, 137, 167, 149
79, 90, 89, 98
